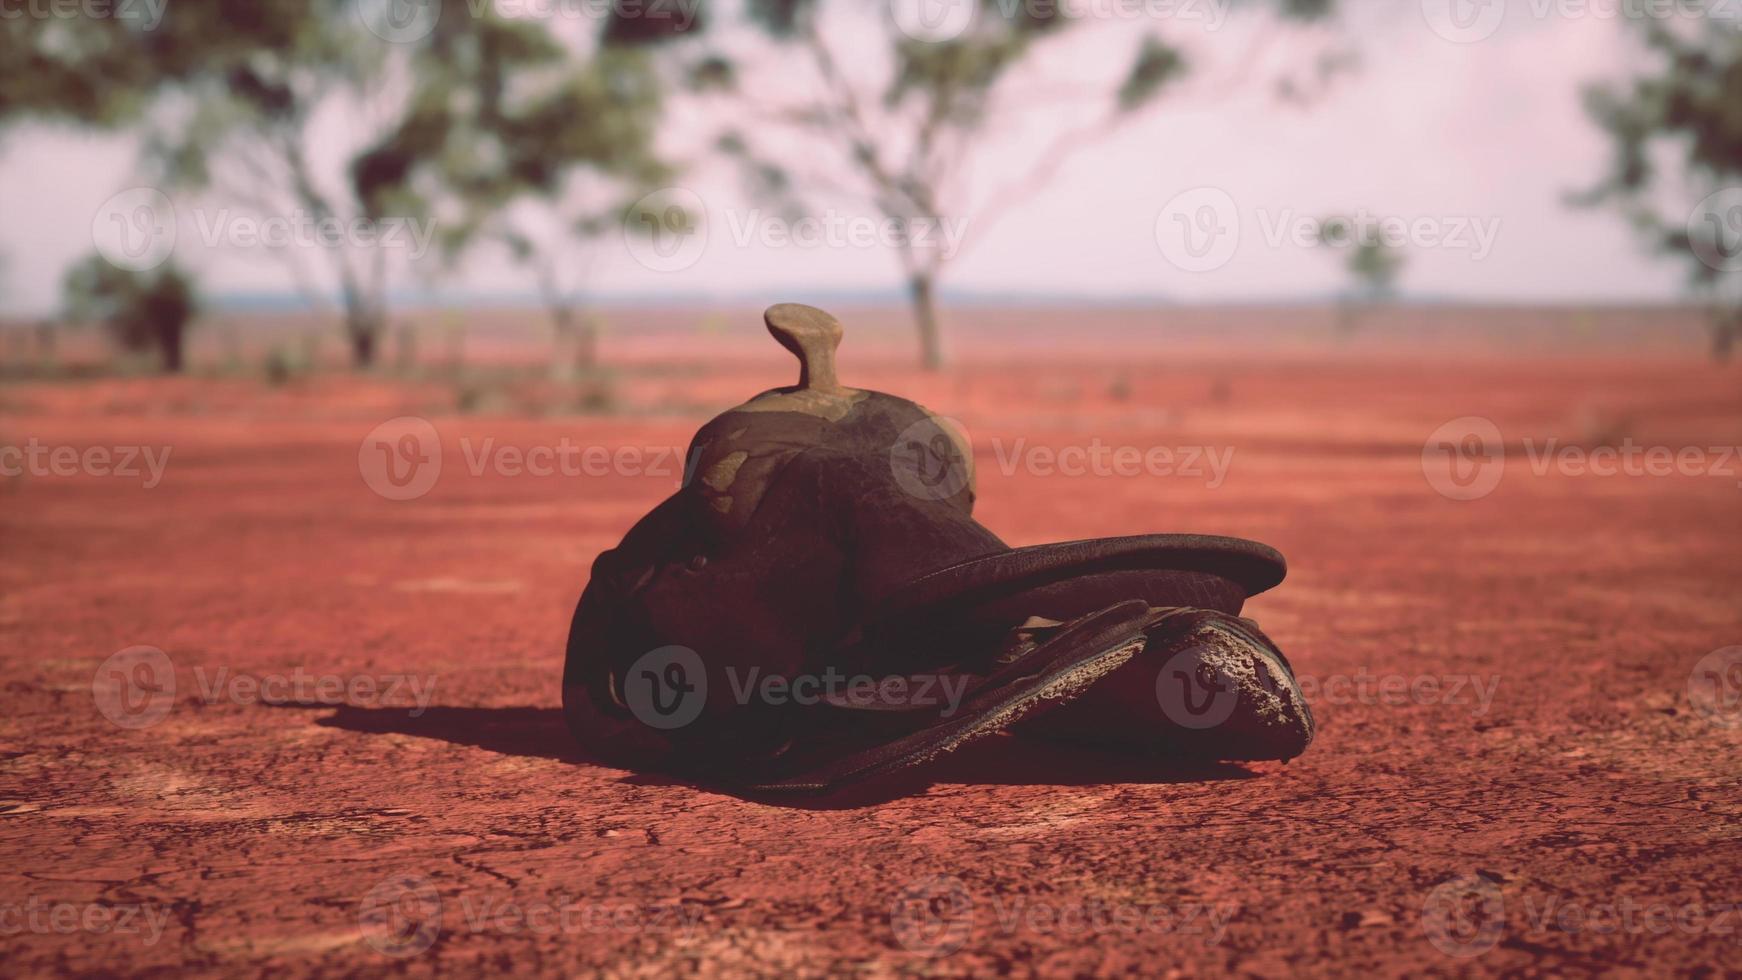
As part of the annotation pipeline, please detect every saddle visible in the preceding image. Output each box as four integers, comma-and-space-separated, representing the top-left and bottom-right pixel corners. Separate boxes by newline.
562, 303, 1313, 793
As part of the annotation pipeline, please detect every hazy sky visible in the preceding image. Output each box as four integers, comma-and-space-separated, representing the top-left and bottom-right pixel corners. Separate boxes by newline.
0, 3, 1702, 316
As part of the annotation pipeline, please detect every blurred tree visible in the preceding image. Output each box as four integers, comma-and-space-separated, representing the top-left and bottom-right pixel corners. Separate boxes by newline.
642, 0, 1347, 368
139, 1, 430, 369
62, 254, 198, 372
1316, 215, 1403, 333
2, 2, 423, 367
392, 32, 675, 376
1577, 17, 1742, 362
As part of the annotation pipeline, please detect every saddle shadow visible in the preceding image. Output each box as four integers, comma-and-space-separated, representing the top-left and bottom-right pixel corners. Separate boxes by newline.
284, 703, 1254, 810
285, 703, 593, 764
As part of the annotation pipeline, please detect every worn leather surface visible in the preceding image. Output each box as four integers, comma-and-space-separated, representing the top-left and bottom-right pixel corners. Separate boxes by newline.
561, 304, 1306, 787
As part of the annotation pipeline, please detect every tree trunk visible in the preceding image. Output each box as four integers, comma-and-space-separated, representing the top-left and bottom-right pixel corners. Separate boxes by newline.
394, 323, 417, 374
347, 313, 379, 369
160, 326, 184, 373
547, 303, 595, 380
1712, 310, 1737, 363
909, 273, 943, 371
575, 313, 599, 374
339, 251, 386, 370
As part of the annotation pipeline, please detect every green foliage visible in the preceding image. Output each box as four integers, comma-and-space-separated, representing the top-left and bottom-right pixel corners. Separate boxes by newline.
1118, 37, 1188, 114
1578, 19, 1742, 358
0, 1, 319, 129
1317, 216, 1404, 304
688, 0, 1339, 367
1579, 20, 1742, 286
62, 255, 198, 372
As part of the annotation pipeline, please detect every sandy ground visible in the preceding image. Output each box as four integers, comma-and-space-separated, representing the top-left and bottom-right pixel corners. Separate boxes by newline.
2, 323, 1741, 975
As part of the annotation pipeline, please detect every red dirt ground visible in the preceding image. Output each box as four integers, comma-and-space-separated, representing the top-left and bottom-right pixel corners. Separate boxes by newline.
3, 321, 1741, 975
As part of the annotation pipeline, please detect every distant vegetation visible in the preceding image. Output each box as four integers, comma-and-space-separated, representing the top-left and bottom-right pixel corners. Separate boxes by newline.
1578, 17, 1742, 362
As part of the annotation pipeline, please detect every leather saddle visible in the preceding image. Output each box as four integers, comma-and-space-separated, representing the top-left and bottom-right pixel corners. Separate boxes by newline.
563, 303, 1313, 793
